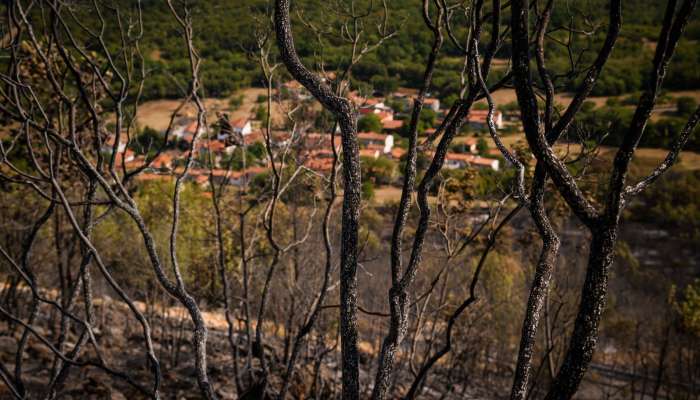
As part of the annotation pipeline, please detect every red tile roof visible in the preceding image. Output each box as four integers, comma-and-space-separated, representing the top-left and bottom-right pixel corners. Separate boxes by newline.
376, 111, 393, 122
446, 153, 498, 167
185, 121, 200, 134
201, 140, 226, 152
244, 131, 264, 144
382, 120, 404, 130
391, 147, 406, 159
359, 148, 380, 158
467, 110, 502, 123
305, 158, 335, 172
358, 132, 388, 141
151, 152, 175, 168
231, 117, 249, 129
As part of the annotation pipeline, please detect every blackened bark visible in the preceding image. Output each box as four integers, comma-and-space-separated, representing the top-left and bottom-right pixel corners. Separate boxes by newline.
375, 1, 506, 395
373, 97, 473, 400
510, 165, 560, 400
373, 2, 444, 398
510, 0, 617, 227
274, 1, 362, 397
545, 2, 696, 396
544, 225, 617, 399
14, 198, 55, 396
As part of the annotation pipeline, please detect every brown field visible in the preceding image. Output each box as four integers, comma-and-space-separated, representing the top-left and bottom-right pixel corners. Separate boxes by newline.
135, 87, 288, 131
475, 88, 700, 111
373, 186, 403, 204
476, 131, 700, 171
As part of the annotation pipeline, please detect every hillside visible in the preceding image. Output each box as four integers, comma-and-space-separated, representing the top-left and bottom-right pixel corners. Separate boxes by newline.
114, 0, 700, 101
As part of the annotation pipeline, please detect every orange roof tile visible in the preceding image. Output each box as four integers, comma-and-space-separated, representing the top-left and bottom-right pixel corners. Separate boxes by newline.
358, 132, 388, 141
467, 110, 502, 123
382, 120, 404, 130
359, 149, 380, 158
231, 117, 249, 129
304, 158, 334, 172
391, 148, 406, 159
376, 111, 393, 122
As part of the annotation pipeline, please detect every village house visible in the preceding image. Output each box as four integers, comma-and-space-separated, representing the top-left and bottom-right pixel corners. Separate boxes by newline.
218, 117, 252, 140
487, 148, 505, 158
232, 117, 253, 136
302, 133, 341, 151
382, 119, 404, 132
351, 93, 412, 133
357, 132, 394, 154
199, 140, 227, 154
304, 157, 335, 172
423, 98, 440, 112
102, 135, 127, 153
359, 147, 382, 159
242, 131, 264, 146
150, 151, 176, 170
390, 88, 419, 111
444, 153, 500, 171
467, 110, 504, 130
359, 99, 395, 120
303, 148, 336, 172
121, 149, 136, 163
196, 140, 228, 165
390, 147, 406, 160
375, 111, 394, 123
461, 137, 480, 154
101, 135, 139, 167
173, 120, 206, 139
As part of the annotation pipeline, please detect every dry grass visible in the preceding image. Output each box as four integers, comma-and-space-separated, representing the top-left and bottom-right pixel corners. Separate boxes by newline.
474, 88, 700, 110
135, 87, 287, 131
373, 186, 403, 204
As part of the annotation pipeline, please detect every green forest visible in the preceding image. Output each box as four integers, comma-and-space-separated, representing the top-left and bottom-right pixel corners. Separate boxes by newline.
129, 0, 700, 100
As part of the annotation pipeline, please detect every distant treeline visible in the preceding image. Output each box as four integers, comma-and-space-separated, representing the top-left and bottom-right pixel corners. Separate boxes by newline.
123, 0, 700, 101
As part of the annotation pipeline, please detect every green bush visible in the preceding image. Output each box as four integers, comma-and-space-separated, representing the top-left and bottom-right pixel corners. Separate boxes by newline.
358, 114, 383, 132
361, 156, 396, 185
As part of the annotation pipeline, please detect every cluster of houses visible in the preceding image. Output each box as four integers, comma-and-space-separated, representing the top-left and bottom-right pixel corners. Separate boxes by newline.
103, 82, 508, 190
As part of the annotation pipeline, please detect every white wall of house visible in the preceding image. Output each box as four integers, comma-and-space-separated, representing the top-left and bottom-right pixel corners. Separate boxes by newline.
487, 159, 500, 171
445, 157, 500, 171
238, 121, 253, 136
425, 99, 440, 112
494, 112, 503, 129
101, 138, 126, 154
218, 120, 252, 140
445, 159, 464, 169
383, 135, 394, 154
173, 126, 186, 139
